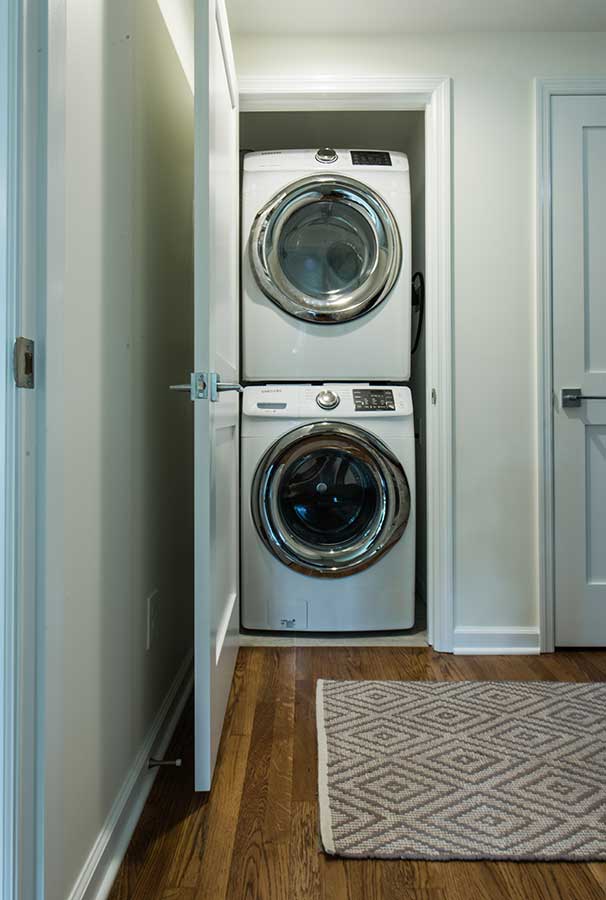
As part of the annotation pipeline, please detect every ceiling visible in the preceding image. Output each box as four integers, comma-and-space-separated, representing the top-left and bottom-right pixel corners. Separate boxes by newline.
225, 0, 606, 36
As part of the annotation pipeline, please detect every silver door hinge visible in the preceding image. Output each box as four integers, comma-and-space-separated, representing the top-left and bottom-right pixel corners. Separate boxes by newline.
14, 337, 34, 389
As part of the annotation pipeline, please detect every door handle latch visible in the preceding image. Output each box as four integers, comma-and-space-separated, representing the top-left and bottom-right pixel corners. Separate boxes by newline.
169, 372, 243, 402
562, 388, 606, 409
562, 388, 606, 408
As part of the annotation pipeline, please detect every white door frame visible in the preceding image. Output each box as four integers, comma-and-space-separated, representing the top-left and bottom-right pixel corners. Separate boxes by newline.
1, 0, 43, 897
536, 77, 606, 653
0, 1, 19, 894
239, 75, 454, 652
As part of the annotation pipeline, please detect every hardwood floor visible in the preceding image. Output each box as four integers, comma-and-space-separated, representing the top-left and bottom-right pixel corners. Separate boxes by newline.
108, 647, 606, 900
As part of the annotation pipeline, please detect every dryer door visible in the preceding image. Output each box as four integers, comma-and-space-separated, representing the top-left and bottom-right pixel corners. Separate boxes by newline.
249, 175, 401, 324
252, 422, 410, 577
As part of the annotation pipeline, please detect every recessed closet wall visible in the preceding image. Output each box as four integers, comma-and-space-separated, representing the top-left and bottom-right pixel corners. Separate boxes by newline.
239, 110, 427, 603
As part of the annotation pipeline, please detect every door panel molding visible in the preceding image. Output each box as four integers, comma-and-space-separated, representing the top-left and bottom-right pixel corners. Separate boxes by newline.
536, 77, 606, 653
239, 74, 454, 652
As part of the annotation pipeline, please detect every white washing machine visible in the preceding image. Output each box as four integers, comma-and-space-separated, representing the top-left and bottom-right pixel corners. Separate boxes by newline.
242, 149, 411, 383
241, 383, 416, 632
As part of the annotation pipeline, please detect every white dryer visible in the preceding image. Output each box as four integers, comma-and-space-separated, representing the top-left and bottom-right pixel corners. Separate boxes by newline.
242, 149, 411, 383
241, 384, 416, 632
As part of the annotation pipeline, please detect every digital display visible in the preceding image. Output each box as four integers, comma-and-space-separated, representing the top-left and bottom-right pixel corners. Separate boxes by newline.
257, 402, 287, 409
351, 151, 392, 166
353, 389, 395, 411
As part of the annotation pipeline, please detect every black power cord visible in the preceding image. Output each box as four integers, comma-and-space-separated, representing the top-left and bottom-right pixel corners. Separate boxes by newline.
411, 271, 425, 354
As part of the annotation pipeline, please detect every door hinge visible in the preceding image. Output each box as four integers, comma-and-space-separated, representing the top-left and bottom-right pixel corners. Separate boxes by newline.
14, 337, 34, 389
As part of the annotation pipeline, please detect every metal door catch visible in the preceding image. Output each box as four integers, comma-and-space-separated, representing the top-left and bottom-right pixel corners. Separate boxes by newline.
14, 337, 34, 389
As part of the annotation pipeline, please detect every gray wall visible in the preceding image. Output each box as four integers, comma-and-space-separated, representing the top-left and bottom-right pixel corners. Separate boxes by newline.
44, 2, 194, 897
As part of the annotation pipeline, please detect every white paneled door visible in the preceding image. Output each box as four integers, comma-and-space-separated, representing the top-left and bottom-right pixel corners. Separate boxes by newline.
193, 0, 240, 789
552, 94, 606, 646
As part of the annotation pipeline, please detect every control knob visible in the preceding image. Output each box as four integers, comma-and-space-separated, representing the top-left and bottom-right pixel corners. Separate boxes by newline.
316, 389, 340, 410
315, 147, 338, 164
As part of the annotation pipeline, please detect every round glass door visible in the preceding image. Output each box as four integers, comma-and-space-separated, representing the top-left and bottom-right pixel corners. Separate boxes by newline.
249, 175, 402, 324
277, 200, 377, 300
252, 423, 410, 578
278, 449, 381, 547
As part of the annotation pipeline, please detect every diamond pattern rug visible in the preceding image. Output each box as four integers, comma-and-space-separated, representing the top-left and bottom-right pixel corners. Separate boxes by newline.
316, 679, 606, 860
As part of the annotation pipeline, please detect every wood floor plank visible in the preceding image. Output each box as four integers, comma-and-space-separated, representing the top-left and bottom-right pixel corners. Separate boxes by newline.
223, 697, 276, 899
289, 801, 321, 900
108, 647, 606, 900
380, 860, 432, 896
263, 650, 296, 843
161, 889, 196, 900
292, 678, 318, 803
495, 862, 606, 900
587, 862, 606, 890
226, 647, 265, 736
426, 650, 485, 681
295, 646, 363, 682
432, 861, 513, 900
177, 734, 250, 896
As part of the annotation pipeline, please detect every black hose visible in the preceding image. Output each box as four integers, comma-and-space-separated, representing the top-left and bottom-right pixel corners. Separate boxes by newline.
411, 271, 425, 354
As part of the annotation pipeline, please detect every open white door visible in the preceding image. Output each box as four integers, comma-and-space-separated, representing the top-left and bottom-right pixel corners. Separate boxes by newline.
193, 0, 240, 790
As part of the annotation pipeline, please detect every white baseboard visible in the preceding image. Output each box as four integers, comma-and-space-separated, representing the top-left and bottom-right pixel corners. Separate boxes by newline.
453, 626, 540, 655
66, 651, 194, 900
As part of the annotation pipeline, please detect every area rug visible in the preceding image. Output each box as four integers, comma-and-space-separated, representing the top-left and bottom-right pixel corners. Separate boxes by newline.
316, 679, 606, 860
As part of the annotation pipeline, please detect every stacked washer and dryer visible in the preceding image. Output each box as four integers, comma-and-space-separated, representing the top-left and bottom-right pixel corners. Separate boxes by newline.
240, 147, 416, 632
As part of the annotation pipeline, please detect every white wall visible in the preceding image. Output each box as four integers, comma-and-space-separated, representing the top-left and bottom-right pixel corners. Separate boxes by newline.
44, 2, 194, 898
233, 31, 606, 631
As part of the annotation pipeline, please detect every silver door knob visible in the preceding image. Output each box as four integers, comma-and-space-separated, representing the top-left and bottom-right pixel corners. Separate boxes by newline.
316, 389, 340, 410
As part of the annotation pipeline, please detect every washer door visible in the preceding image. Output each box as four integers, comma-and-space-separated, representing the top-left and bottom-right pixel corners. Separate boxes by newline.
252, 422, 410, 578
249, 175, 402, 324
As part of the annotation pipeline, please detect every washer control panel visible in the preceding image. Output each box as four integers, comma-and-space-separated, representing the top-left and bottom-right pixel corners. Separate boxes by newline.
353, 388, 395, 411
242, 384, 412, 418
351, 150, 392, 166
316, 389, 340, 410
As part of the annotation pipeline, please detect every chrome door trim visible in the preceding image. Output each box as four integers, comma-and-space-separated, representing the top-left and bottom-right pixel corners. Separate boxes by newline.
249, 175, 402, 324
251, 422, 411, 578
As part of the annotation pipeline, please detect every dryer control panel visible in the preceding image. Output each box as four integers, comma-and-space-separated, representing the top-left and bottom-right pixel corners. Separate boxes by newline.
351, 150, 392, 166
